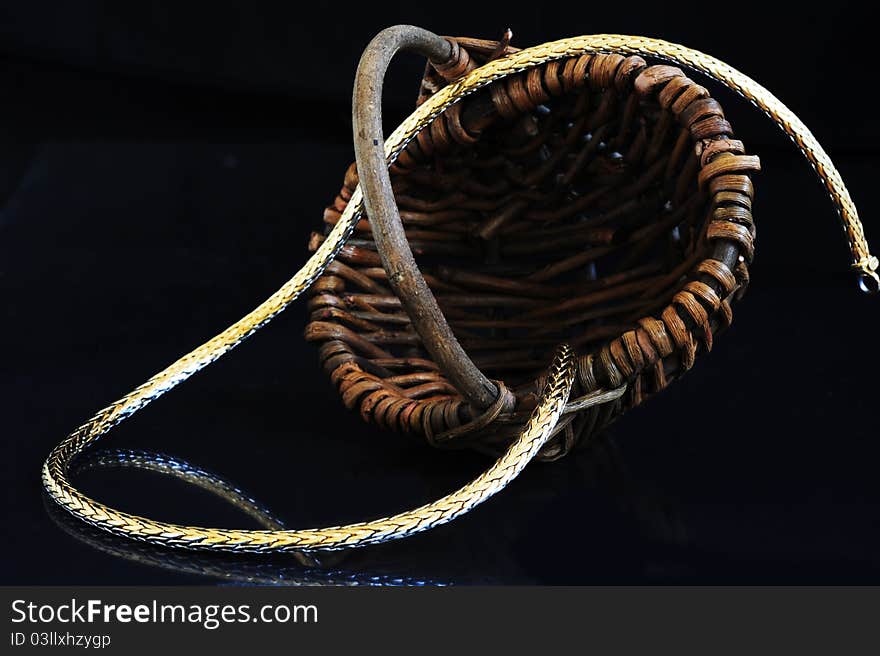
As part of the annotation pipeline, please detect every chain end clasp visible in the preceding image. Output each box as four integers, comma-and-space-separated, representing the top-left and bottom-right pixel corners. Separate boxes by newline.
855, 255, 880, 294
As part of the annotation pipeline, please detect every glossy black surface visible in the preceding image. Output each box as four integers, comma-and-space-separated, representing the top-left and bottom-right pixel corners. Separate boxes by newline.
2, 3, 880, 584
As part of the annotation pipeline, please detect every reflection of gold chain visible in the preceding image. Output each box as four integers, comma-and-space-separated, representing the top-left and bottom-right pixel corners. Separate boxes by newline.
43, 34, 874, 554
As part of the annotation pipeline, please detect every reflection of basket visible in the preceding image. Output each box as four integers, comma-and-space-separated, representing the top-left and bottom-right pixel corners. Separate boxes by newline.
307, 33, 762, 460
43, 26, 876, 554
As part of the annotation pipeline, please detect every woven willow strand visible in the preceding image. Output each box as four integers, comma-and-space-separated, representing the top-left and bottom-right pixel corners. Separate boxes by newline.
43, 34, 874, 554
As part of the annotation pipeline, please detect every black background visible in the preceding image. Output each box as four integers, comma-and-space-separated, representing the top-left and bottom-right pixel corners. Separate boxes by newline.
2, 2, 879, 585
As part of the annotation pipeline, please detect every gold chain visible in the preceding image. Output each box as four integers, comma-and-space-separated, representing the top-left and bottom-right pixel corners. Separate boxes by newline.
43, 34, 873, 554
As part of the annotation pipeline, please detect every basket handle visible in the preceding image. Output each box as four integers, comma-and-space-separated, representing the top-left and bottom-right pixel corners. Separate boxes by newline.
352, 26, 879, 414
352, 25, 508, 410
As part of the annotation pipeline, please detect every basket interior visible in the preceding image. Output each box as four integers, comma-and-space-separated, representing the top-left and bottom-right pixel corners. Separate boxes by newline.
378, 74, 708, 393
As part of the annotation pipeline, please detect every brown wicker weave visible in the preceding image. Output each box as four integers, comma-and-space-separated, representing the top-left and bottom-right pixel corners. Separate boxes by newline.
306, 33, 760, 461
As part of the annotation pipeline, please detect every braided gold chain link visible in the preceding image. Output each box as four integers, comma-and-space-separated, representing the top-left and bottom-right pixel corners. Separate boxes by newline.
43, 34, 872, 554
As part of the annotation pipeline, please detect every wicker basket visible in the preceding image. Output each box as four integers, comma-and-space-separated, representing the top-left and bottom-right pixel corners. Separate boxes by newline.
307, 32, 761, 461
